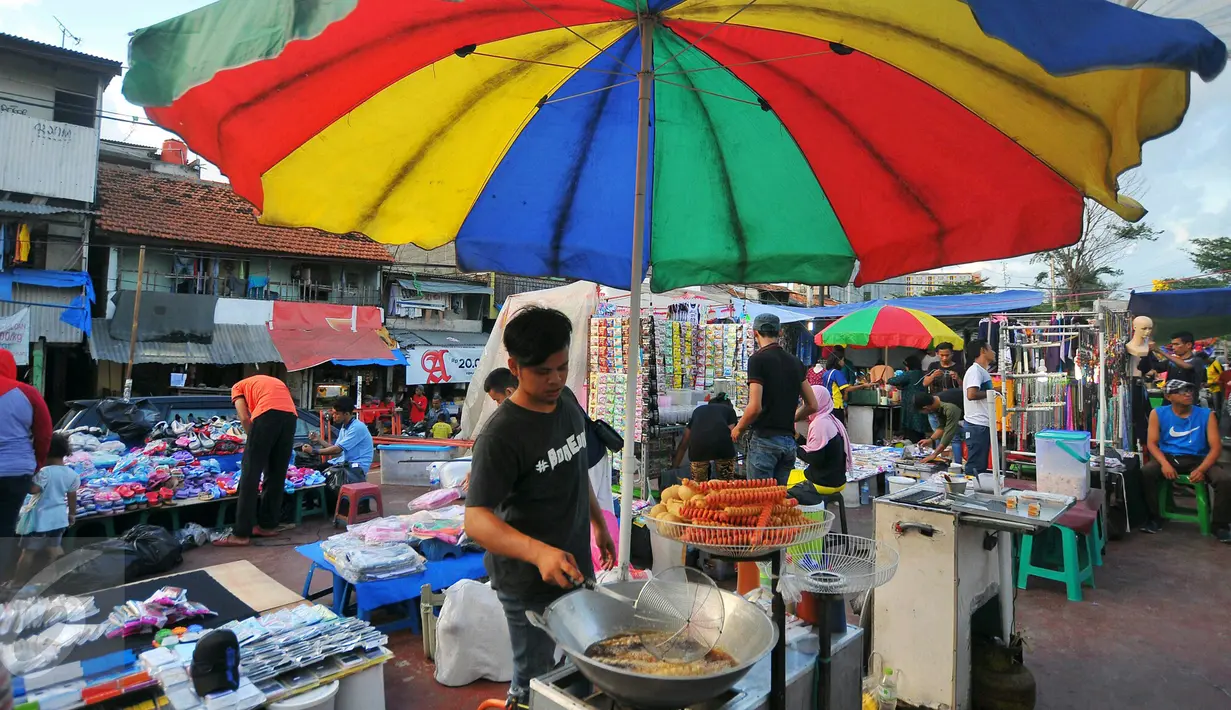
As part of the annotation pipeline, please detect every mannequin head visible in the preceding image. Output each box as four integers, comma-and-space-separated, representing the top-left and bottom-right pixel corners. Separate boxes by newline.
1126, 316, 1154, 357
1132, 316, 1154, 341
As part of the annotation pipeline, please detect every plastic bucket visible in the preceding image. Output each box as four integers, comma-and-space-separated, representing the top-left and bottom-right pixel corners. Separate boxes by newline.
886, 476, 915, 494
270, 681, 339, 710
337, 666, 385, 710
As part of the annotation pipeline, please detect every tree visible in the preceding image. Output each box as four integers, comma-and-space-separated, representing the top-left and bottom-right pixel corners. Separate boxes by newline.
923, 276, 995, 296
1032, 179, 1160, 307
1188, 236, 1231, 286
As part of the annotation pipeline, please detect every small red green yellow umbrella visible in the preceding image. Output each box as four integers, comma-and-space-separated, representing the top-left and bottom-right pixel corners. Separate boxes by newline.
814, 304, 963, 351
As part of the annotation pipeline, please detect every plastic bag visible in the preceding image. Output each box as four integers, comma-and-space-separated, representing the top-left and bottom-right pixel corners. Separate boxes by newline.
175, 523, 211, 550
46, 524, 183, 595
434, 580, 514, 686
408, 488, 461, 512
95, 398, 162, 443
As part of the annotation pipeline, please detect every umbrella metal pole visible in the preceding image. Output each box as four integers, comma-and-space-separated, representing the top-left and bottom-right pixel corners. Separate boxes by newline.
618, 13, 654, 580
989, 391, 1014, 643
123, 245, 146, 401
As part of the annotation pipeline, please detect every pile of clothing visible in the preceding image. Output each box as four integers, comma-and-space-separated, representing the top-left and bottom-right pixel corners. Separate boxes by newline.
321, 520, 426, 583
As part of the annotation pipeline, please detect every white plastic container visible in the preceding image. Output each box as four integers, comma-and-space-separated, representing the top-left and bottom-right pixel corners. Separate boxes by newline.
336, 666, 385, 710
270, 681, 339, 710
886, 476, 915, 495
1035, 430, 1090, 500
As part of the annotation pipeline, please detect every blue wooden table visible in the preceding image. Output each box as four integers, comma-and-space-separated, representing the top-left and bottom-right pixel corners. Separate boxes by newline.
297, 541, 487, 632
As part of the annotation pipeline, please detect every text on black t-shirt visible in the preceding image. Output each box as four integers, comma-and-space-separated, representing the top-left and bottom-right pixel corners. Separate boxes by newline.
465, 389, 594, 603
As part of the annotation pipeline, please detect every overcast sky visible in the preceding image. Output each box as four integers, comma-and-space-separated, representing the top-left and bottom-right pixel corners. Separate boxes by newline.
2, 0, 1226, 295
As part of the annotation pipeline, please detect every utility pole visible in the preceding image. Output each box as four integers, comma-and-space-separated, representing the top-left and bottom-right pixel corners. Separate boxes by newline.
123, 246, 146, 400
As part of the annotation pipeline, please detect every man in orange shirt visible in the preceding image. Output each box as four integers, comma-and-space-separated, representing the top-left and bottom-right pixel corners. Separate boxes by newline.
215, 375, 298, 547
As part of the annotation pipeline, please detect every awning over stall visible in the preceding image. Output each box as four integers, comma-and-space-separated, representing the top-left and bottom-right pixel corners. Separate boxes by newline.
1128, 287, 1231, 338
736, 289, 1046, 322
89, 321, 281, 364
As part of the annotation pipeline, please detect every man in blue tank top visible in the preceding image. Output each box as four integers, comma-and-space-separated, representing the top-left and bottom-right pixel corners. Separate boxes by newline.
1141, 379, 1229, 542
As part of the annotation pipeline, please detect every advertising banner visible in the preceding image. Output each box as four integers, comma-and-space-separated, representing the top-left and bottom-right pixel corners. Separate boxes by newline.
0, 308, 29, 365
405, 346, 484, 385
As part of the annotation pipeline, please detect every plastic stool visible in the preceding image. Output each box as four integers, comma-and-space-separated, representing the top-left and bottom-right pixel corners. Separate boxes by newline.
1159, 474, 1212, 536
334, 483, 384, 527
818, 490, 848, 535
215, 498, 237, 529
1017, 522, 1097, 602
138, 507, 181, 531
295, 487, 329, 525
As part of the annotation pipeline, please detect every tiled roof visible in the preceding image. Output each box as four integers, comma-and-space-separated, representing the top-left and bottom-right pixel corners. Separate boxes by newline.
96, 164, 394, 263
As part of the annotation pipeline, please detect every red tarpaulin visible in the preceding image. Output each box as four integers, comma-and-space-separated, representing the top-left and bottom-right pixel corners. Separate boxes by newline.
269, 302, 396, 371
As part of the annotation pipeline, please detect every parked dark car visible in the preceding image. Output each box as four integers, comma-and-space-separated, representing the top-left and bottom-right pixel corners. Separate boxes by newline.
56, 395, 323, 451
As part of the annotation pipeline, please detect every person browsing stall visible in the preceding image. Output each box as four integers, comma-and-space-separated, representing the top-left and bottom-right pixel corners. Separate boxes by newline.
301, 396, 372, 484
914, 393, 964, 465
14, 434, 77, 584
484, 368, 519, 405
672, 392, 739, 482
1150, 331, 1208, 388
887, 355, 931, 442
464, 306, 616, 709
0, 349, 52, 582
732, 313, 818, 486
820, 353, 872, 424
925, 341, 963, 394
215, 375, 297, 547
962, 340, 996, 477
1139, 379, 1229, 542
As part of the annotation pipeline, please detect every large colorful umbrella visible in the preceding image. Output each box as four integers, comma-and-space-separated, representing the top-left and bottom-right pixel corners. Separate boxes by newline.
122, 0, 1224, 579
815, 305, 963, 351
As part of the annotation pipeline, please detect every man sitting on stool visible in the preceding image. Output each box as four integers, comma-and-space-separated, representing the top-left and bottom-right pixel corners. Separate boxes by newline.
1140, 379, 1229, 543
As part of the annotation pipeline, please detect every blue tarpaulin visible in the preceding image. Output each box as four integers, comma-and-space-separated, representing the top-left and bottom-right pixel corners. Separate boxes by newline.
0, 268, 95, 336
735, 289, 1046, 323
332, 348, 409, 368
1127, 287, 1231, 339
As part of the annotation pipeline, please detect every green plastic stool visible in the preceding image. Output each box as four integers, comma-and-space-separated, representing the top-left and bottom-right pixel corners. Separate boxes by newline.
1159, 474, 1212, 536
1017, 522, 1097, 602
294, 487, 329, 525
139, 507, 182, 531
216, 498, 238, 529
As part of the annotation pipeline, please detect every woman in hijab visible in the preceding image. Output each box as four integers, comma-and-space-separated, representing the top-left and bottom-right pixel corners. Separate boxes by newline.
788, 385, 853, 505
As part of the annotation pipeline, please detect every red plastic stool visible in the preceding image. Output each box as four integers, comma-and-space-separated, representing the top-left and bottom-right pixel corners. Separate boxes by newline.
333, 482, 384, 527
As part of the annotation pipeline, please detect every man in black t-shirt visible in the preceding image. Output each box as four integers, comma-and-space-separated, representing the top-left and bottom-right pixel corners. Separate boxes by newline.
925, 341, 963, 393
672, 393, 739, 481
464, 307, 616, 708
733, 313, 818, 485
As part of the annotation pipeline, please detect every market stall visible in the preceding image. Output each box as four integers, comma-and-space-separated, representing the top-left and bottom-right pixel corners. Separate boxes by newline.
5, 561, 392, 710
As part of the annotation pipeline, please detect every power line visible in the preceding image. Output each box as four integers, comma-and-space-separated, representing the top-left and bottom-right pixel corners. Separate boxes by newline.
0, 90, 161, 127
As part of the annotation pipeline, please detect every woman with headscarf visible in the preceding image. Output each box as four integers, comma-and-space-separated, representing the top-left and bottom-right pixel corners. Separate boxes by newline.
788, 385, 853, 506
0, 349, 52, 581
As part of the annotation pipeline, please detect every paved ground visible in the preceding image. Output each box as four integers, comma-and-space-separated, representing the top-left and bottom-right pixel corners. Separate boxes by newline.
138, 480, 1231, 709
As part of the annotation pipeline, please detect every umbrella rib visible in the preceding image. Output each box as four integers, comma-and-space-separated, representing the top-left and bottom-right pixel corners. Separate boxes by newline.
653, 77, 764, 107
517, 0, 639, 73
654, 0, 763, 71
540, 78, 640, 105
656, 49, 834, 76
470, 51, 635, 76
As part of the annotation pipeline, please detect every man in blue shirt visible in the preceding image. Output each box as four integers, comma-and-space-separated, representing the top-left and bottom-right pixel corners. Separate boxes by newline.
302, 396, 373, 484
1141, 379, 1228, 542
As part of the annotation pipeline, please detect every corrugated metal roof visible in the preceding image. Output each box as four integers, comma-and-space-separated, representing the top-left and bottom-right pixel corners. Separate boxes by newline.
0, 33, 122, 73
396, 278, 493, 295
0, 284, 84, 343
0, 200, 96, 216
394, 330, 490, 347
0, 112, 100, 202
89, 320, 281, 365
